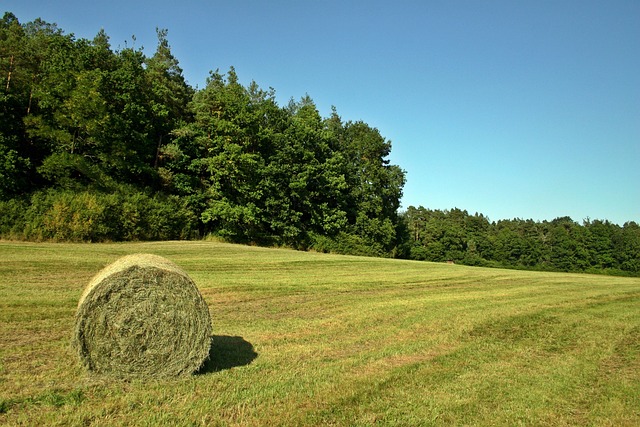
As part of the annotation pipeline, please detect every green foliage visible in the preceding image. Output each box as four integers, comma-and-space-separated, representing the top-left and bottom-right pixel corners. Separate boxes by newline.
169, 69, 405, 251
309, 232, 385, 257
0, 12, 407, 252
0, 197, 27, 237
36, 151, 113, 190
22, 190, 113, 241
402, 206, 640, 276
11, 188, 196, 242
0, 135, 30, 198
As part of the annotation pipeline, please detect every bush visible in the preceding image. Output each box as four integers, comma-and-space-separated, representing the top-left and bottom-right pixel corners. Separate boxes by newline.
22, 190, 115, 241
9, 188, 197, 242
309, 232, 385, 257
0, 198, 28, 238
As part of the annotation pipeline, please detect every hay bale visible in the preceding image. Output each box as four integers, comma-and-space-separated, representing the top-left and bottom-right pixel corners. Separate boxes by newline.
73, 254, 212, 378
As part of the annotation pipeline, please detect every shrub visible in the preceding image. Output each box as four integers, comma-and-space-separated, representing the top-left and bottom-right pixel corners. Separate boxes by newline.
310, 232, 385, 257
0, 198, 28, 239
14, 188, 197, 242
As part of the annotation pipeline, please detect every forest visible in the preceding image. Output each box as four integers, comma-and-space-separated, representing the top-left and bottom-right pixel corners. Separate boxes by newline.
402, 207, 640, 276
1, 12, 638, 276
0, 12, 405, 256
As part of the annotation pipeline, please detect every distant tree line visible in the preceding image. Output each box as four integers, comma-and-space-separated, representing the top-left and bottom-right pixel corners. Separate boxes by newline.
2, 12, 638, 276
401, 207, 640, 276
0, 12, 405, 255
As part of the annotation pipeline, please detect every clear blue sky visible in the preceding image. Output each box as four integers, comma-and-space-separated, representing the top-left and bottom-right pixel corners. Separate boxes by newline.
5, 1, 639, 225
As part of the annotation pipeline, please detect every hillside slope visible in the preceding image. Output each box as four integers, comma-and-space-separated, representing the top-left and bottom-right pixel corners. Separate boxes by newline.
1, 241, 639, 425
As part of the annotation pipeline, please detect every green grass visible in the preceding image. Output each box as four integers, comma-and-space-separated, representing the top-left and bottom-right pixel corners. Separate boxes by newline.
1, 240, 639, 426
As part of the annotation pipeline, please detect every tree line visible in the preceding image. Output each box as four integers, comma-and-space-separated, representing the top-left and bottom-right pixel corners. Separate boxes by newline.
0, 12, 405, 256
401, 207, 640, 276
2, 12, 638, 276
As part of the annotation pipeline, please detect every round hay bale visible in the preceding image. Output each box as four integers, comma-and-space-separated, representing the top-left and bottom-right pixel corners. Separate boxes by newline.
73, 254, 212, 378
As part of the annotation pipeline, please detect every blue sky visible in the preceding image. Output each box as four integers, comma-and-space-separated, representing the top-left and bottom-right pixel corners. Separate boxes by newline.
5, 1, 639, 225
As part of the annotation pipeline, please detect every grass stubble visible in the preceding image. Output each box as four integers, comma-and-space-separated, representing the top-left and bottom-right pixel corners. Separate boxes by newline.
0, 240, 638, 426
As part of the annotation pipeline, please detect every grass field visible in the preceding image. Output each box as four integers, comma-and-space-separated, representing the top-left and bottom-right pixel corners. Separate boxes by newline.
1, 240, 639, 426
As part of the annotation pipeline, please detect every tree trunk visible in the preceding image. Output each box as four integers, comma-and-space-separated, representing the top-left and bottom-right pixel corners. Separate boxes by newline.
154, 134, 163, 168
5, 55, 14, 92
26, 73, 37, 115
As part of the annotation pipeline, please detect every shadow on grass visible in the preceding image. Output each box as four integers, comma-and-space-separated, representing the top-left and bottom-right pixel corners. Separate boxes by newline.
197, 335, 258, 374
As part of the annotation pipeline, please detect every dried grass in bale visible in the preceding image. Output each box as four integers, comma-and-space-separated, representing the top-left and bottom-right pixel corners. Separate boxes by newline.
73, 254, 212, 378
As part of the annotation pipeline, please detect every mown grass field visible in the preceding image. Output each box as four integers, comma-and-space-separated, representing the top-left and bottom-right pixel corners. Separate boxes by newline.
1, 240, 639, 426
